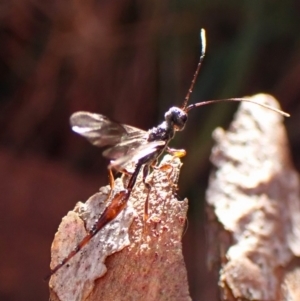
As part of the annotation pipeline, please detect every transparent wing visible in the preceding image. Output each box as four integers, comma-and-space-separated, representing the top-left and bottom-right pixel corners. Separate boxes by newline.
108, 140, 166, 171
70, 111, 127, 147
70, 111, 147, 146
122, 124, 147, 139
102, 138, 146, 160
70, 111, 148, 159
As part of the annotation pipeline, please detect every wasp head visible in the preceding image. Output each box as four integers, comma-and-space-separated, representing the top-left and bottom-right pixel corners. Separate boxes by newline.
164, 107, 188, 131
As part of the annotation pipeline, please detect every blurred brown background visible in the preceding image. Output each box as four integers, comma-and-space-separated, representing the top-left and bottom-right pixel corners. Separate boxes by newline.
0, 0, 299, 300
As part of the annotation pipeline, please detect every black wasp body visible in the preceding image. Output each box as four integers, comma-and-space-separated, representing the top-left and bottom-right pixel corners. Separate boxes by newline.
69, 105, 189, 197
121, 106, 188, 183
47, 29, 289, 279
148, 107, 187, 143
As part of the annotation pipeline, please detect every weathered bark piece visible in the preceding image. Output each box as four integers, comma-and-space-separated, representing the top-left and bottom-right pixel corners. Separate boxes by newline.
49, 155, 190, 301
206, 94, 300, 301
48, 178, 135, 301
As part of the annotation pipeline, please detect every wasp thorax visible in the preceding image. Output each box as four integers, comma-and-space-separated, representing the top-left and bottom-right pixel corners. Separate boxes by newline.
164, 107, 188, 131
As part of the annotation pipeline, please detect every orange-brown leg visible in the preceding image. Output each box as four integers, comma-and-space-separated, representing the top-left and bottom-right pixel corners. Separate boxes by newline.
104, 168, 115, 203
105, 167, 133, 202
166, 147, 186, 158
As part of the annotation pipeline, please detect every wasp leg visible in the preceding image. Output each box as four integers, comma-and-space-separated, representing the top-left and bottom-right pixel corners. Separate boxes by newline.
153, 155, 185, 201
153, 163, 179, 197
158, 146, 186, 177
104, 168, 115, 203
105, 166, 134, 203
45, 189, 130, 280
117, 167, 133, 177
141, 161, 172, 234
166, 147, 186, 158
158, 146, 185, 189
142, 165, 151, 225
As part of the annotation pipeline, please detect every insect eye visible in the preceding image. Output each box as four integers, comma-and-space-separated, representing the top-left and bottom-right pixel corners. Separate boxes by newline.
173, 111, 187, 131
181, 114, 187, 123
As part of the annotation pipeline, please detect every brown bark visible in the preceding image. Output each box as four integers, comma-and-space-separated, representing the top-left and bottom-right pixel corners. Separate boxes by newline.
206, 94, 300, 301
48, 155, 190, 301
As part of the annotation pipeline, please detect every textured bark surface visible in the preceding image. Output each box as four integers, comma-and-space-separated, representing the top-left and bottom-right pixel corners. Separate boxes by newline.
206, 94, 300, 301
49, 155, 190, 301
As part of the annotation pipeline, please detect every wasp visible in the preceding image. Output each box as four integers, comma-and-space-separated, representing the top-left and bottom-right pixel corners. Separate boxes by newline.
46, 29, 289, 279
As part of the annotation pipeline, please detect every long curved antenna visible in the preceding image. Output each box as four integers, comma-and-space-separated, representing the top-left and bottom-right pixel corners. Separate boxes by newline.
181, 29, 206, 110
186, 98, 290, 117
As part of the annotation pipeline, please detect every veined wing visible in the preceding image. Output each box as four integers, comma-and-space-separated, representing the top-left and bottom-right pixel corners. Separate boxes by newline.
109, 140, 166, 171
102, 125, 148, 160
70, 111, 147, 148
102, 123, 149, 159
